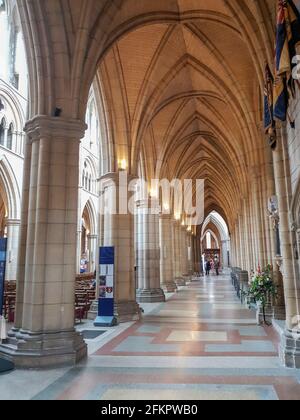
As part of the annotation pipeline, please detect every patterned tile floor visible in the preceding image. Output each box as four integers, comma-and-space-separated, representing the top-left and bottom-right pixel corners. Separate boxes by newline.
1, 274, 300, 400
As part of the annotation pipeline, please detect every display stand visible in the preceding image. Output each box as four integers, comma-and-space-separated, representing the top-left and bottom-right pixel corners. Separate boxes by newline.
94, 247, 118, 327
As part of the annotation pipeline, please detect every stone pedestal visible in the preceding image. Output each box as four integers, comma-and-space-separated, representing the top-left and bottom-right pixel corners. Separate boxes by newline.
136, 199, 165, 303
175, 277, 186, 287
114, 301, 141, 322
87, 300, 98, 320
272, 261, 286, 321
136, 288, 166, 303
0, 116, 87, 368
0, 329, 87, 368
279, 328, 300, 368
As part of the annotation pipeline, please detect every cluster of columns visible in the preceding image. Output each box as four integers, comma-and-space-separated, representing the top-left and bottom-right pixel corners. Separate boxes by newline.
134, 197, 195, 302
230, 125, 300, 368
1, 118, 299, 370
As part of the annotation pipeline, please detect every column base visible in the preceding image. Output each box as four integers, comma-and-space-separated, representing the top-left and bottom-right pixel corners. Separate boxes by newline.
256, 303, 274, 325
182, 274, 191, 283
175, 277, 186, 287
279, 328, 300, 368
0, 328, 87, 369
161, 281, 178, 293
87, 300, 98, 320
114, 300, 142, 323
273, 305, 286, 321
136, 288, 166, 303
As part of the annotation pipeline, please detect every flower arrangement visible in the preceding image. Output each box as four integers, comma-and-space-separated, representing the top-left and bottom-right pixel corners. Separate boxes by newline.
244, 264, 277, 325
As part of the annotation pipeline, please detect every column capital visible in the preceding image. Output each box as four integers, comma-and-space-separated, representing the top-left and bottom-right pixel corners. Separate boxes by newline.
159, 213, 173, 221
5, 219, 21, 227
136, 197, 160, 212
99, 171, 138, 189
87, 234, 98, 240
24, 116, 87, 143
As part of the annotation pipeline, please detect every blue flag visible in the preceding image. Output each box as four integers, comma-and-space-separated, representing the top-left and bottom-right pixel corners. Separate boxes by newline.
274, 0, 300, 121
264, 64, 274, 132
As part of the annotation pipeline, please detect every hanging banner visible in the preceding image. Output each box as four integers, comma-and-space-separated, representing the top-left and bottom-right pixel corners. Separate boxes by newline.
94, 246, 117, 327
0, 238, 7, 317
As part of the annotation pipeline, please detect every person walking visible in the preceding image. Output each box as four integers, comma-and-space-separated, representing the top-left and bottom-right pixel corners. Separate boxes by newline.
215, 260, 220, 276
205, 260, 211, 276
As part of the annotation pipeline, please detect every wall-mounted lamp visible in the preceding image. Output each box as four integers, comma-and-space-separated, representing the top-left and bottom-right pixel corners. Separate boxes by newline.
163, 203, 170, 212
118, 159, 127, 171
149, 188, 158, 199
174, 213, 181, 221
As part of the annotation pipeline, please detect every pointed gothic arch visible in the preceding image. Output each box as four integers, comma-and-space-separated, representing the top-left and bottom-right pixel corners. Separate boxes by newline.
0, 154, 21, 220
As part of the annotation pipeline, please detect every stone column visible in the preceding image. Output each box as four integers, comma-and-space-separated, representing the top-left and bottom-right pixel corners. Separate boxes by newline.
268, 201, 286, 321
100, 172, 141, 321
76, 228, 82, 273
192, 235, 198, 273
159, 214, 177, 292
87, 234, 98, 273
5, 219, 20, 281
0, 116, 87, 368
136, 199, 165, 302
173, 220, 185, 286
187, 231, 194, 275
221, 240, 228, 268
273, 127, 300, 367
252, 174, 266, 267
180, 226, 188, 277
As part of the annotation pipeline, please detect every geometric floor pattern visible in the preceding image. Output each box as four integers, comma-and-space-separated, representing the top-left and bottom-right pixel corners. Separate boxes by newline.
1, 274, 300, 400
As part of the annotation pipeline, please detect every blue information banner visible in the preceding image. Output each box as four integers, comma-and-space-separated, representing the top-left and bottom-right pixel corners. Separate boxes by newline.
0, 238, 7, 317
100, 247, 114, 265
94, 246, 117, 327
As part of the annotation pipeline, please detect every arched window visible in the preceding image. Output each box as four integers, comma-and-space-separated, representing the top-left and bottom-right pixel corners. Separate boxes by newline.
0, 1, 9, 80
82, 171, 85, 188
7, 123, 13, 150
206, 232, 212, 249
90, 102, 97, 146
0, 118, 5, 146
14, 30, 27, 95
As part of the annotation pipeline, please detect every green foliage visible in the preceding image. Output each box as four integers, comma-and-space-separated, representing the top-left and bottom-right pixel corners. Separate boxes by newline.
245, 264, 277, 306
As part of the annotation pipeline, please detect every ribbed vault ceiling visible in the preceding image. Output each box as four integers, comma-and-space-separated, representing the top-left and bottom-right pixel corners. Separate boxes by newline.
94, 0, 275, 230
17, 0, 276, 231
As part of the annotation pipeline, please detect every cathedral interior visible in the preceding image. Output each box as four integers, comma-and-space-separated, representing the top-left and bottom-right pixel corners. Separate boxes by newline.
0, 0, 300, 401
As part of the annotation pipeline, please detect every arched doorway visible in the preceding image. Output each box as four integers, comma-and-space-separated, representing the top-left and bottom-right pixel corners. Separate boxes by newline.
200, 211, 230, 272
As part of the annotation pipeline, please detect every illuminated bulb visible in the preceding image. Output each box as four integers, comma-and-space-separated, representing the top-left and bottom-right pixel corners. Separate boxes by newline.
149, 188, 158, 198
163, 203, 170, 212
174, 213, 181, 221
119, 159, 127, 170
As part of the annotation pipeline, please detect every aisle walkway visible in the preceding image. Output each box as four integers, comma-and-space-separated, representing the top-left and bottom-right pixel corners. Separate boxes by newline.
1, 274, 300, 400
